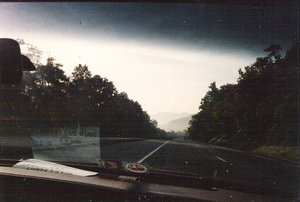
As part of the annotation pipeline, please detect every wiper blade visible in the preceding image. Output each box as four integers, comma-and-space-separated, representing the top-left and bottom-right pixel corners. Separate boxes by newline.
146, 168, 297, 197
140, 168, 216, 191
148, 168, 204, 179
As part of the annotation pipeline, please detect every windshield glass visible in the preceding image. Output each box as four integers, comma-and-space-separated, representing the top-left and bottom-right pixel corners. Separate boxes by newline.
0, 2, 298, 192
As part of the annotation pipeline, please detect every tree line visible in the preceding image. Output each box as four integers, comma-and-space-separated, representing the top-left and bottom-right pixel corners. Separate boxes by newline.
1, 57, 166, 138
188, 43, 298, 147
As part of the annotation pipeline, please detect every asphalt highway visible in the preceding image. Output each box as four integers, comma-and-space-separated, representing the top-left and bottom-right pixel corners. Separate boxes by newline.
100, 138, 299, 194
31, 137, 298, 194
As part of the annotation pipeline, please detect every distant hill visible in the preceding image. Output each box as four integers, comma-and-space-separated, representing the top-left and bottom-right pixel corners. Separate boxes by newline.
151, 112, 190, 125
159, 116, 192, 132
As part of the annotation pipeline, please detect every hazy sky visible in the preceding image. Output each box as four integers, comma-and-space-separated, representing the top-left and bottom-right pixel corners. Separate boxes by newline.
0, 3, 298, 117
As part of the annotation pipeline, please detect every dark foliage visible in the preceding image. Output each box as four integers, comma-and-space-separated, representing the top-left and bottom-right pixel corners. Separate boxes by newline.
0, 58, 166, 138
188, 43, 299, 146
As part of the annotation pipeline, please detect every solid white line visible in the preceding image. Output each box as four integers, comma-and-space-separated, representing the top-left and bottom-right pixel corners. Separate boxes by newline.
137, 140, 170, 163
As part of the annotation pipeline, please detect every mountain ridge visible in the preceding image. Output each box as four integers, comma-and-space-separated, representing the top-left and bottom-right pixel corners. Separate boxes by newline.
151, 112, 190, 125
159, 115, 192, 132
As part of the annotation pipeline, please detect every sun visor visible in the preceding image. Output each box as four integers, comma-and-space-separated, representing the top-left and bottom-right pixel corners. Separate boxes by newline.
0, 38, 35, 84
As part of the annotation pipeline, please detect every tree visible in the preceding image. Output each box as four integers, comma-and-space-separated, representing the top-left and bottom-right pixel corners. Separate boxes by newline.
29, 58, 69, 121
2, 53, 166, 139
188, 43, 299, 146
72, 64, 91, 81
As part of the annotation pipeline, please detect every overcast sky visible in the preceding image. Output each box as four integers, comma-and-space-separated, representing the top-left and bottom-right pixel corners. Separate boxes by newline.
0, 2, 298, 118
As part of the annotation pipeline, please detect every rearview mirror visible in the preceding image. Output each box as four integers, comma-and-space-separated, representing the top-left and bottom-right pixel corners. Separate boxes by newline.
0, 38, 35, 85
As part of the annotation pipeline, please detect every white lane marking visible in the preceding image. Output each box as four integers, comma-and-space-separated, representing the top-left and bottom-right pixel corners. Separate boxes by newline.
216, 156, 234, 166
137, 140, 170, 163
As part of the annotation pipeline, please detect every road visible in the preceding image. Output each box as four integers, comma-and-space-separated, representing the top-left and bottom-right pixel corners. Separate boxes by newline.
100, 138, 298, 193
32, 137, 298, 193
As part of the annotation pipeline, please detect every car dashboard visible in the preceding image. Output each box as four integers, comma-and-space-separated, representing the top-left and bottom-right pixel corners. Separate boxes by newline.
0, 160, 297, 202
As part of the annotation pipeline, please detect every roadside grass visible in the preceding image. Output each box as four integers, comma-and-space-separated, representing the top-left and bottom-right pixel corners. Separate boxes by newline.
208, 136, 299, 162
253, 145, 299, 162
208, 136, 258, 151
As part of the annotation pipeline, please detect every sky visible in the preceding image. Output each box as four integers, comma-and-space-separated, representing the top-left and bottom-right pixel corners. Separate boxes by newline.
0, 2, 298, 119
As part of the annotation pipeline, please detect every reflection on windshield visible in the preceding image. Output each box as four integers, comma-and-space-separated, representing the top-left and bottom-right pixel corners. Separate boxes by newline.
31, 123, 100, 163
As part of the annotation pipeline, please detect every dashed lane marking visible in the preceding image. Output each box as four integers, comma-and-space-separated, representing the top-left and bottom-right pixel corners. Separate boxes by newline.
216, 156, 234, 166
137, 141, 170, 163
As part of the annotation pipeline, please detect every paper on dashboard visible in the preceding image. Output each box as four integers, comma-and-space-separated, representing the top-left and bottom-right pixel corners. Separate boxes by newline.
13, 158, 97, 177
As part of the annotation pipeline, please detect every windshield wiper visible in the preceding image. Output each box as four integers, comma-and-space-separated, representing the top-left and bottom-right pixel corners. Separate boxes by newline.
144, 168, 298, 198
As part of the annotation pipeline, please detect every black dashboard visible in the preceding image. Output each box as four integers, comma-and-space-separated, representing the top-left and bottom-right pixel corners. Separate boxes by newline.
0, 165, 297, 202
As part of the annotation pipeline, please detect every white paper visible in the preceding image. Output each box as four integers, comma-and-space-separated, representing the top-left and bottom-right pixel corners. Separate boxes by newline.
13, 159, 98, 177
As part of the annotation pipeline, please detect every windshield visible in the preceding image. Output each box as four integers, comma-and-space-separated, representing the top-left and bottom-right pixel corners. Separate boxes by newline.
0, 1, 299, 193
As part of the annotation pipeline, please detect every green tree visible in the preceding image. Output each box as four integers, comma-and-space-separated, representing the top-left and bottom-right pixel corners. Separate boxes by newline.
72, 64, 91, 81
188, 43, 299, 147
30, 57, 69, 121
2, 54, 166, 139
